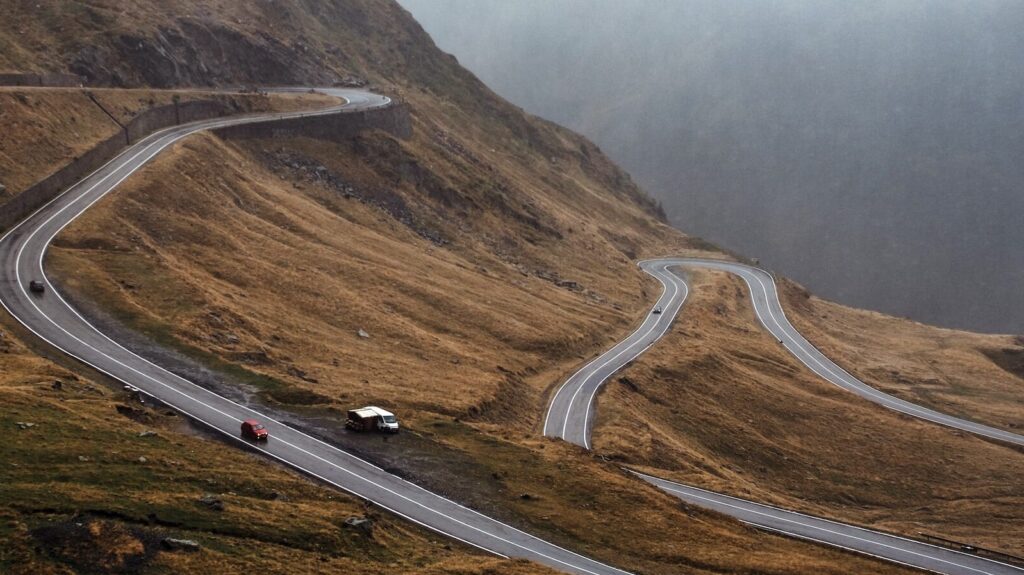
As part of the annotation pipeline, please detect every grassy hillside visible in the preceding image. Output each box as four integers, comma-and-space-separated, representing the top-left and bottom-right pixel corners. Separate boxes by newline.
598, 270, 1024, 555
2, 0, 1018, 573
0, 318, 555, 575
0, 87, 332, 202
45, 128, 907, 575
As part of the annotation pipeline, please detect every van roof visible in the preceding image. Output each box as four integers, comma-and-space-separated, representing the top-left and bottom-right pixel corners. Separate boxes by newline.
353, 406, 394, 418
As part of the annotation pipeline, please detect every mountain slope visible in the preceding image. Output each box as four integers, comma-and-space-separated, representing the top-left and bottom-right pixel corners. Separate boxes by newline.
598, 270, 1024, 555
0, 314, 554, 575
3, 1, 1014, 574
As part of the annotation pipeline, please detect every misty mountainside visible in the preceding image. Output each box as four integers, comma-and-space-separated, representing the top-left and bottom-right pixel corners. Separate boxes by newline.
401, 0, 1024, 334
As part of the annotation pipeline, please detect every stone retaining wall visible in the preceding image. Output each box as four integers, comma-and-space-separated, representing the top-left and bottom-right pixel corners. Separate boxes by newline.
0, 99, 237, 232
0, 98, 406, 233
214, 102, 412, 142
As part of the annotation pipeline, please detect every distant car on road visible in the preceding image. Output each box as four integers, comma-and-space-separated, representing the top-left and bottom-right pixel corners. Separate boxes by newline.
28, 280, 45, 294
652, 307, 662, 315
241, 419, 268, 441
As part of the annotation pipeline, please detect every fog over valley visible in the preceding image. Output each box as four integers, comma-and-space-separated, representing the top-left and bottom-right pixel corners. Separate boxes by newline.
400, 0, 1024, 334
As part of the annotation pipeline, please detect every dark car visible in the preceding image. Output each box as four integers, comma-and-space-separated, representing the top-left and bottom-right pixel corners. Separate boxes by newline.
241, 419, 268, 441
652, 307, 662, 315
28, 280, 45, 294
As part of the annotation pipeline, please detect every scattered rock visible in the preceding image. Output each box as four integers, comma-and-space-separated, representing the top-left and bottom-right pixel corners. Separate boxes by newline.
286, 366, 319, 384
160, 537, 201, 552
78, 456, 90, 462
198, 494, 224, 511
138, 431, 158, 438
343, 516, 374, 533
0, 183, 6, 194
136, 456, 148, 464
357, 329, 370, 339
269, 491, 288, 501
228, 350, 272, 365
15, 422, 35, 430
519, 493, 533, 500
51, 380, 63, 391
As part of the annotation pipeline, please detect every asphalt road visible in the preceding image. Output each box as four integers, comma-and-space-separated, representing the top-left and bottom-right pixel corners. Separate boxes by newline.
636, 472, 1024, 575
543, 260, 690, 448
5, 85, 1021, 575
544, 257, 1024, 574
546, 258, 1024, 448
652, 259, 1024, 448
0, 89, 630, 575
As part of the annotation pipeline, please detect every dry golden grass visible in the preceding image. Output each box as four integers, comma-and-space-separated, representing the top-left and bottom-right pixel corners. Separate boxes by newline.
0, 319, 557, 575
780, 278, 1024, 433
49, 127, 686, 418
0, 87, 334, 201
596, 270, 1024, 555
45, 129, 916, 573
3, 2, 1007, 571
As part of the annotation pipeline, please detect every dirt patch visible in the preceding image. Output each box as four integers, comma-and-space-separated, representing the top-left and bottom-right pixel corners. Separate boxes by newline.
30, 515, 163, 573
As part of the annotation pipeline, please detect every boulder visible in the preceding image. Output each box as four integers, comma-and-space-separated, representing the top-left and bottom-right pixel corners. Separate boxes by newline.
343, 516, 374, 533
198, 494, 224, 511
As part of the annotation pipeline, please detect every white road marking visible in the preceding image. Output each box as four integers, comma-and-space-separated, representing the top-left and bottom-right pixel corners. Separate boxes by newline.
637, 473, 1013, 575
542, 256, 1023, 574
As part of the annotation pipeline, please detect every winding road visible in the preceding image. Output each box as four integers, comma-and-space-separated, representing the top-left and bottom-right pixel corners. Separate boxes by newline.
0, 88, 629, 575
544, 257, 1024, 574
3, 85, 1021, 575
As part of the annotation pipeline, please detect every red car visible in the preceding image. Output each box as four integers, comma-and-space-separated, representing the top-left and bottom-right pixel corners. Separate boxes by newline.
241, 419, 268, 441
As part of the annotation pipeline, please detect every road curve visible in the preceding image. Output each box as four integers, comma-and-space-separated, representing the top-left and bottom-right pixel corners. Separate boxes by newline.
544, 257, 1024, 574
543, 261, 690, 448
546, 258, 1024, 448
651, 258, 1024, 448
636, 472, 1024, 575
0, 88, 629, 575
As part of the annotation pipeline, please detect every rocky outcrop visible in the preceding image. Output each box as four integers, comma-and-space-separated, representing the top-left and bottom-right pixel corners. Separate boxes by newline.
160, 537, 201, 552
